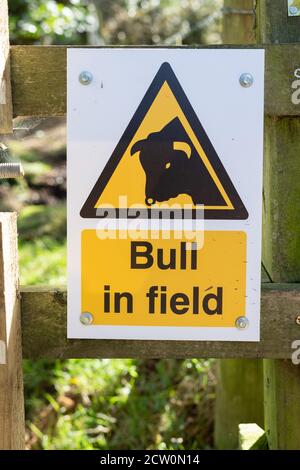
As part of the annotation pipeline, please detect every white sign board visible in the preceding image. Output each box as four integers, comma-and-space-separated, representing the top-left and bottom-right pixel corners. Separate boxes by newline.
67, 48, 264, 342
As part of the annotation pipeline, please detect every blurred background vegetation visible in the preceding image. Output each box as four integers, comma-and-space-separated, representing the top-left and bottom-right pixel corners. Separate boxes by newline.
9, 0, 222, 46
2, 0, 222, 450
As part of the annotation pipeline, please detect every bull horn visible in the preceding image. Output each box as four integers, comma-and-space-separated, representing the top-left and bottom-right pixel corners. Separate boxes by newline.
131, 139, 146, 156
173, 141, 192, 159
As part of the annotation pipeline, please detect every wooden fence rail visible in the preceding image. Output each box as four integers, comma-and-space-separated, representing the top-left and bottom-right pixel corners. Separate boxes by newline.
9, 44, 300, 119
21, 284, 300, 359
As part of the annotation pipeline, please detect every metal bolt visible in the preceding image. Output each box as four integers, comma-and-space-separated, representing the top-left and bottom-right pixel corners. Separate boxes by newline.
239, 73, 254, 88
296, 315, 300, 326
79, 71, 93, 85
235, 316, 249, 330
289, 6, 299, 16
80, 312, 93, 325
0, 163, 24, 179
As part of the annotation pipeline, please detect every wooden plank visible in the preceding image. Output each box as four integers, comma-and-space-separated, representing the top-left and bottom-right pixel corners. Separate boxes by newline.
9, 44, 300, 118
214, 359, 264, 449
257, 0, 300, 451
0, 213, 25, 449
262, 116, 300, 281
266, 45, 300, 117
0, 0, 13, 133
20, 284, 300, 359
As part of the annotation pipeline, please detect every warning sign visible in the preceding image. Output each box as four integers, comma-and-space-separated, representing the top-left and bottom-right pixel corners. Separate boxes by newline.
81, 62, 248, 220
67, 48, 264, 342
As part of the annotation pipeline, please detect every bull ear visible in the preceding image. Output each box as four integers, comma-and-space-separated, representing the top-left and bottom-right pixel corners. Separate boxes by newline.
131, 139, 146, 156
173, 141, 192, 159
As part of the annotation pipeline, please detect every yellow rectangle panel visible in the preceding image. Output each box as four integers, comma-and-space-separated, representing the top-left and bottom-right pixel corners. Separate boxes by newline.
81, 230, 247, 328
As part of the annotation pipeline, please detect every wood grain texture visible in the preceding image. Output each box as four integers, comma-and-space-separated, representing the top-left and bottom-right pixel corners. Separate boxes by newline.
0, 0, 13, 133
223, 0, 255, 45
0, 213, 25, 449
264, 360, 300, 449
262, 116, 300, 282
214, 359, 264, 449
9, 44, 300, 118
20, 284, 300, 359
257, 0, 300, 44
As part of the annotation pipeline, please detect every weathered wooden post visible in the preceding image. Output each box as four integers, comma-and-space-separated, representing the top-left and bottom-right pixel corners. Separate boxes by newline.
0, 0, 25, 449
214, 359, 264, 449
256, 0, 300, 450
214, 0, 264, 450
0, 214, 25, 449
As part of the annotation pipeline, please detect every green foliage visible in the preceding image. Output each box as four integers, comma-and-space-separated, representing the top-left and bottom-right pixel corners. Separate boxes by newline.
93, 0, 222, 46
24, 358, 215, 450
9, 0, 222, 46
18, 203, 66, 286
19, 236, 66, 286
9, 0, 95, 45
18, 204, 66, 242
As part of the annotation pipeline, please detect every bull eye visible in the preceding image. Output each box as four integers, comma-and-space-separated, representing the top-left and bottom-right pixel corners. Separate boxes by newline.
165, 162, 171, 169
145, 197, 156, 206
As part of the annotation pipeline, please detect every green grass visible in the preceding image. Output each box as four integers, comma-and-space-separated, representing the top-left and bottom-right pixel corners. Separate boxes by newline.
24, 358, 215, 450
18, 204, 66, 242
19, 237, 66, 286
18, 203, 66, 286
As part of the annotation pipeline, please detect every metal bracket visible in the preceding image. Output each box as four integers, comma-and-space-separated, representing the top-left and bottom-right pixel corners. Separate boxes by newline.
288, 1, 300, 16
0, 143, 24, 178
0, 163, 24, 178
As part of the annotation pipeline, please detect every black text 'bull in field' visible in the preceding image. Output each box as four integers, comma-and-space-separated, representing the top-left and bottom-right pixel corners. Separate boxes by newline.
131, 117, 227, 207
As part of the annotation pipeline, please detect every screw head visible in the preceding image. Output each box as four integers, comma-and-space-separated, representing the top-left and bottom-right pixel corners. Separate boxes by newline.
235, 316, 249, 330
289, 6, 299, 16
239, 73, 254, 88
80, 312, 93, 325
79, 71, 93, 85
296, 315, 300, 326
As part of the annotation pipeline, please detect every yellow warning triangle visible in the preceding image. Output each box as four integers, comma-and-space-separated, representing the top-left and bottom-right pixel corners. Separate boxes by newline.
81, 62, 248, 220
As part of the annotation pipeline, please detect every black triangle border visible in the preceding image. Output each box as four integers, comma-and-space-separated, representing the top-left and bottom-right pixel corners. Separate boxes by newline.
80, 62, 248, 220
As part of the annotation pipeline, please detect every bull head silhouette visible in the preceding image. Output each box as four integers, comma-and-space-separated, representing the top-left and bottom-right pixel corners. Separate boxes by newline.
131, 118, 192, 206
